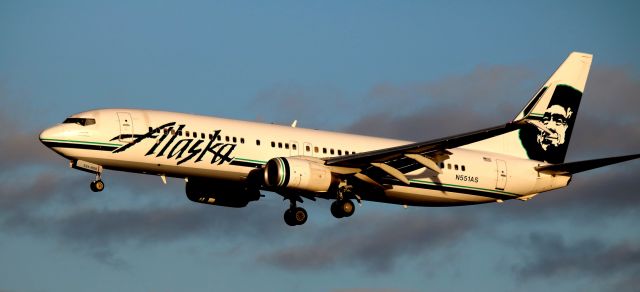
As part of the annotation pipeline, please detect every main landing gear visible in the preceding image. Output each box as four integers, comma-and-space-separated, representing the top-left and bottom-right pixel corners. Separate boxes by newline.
284, 201, 308, 226
331, 199, 355, 218
90, 173, 105, 192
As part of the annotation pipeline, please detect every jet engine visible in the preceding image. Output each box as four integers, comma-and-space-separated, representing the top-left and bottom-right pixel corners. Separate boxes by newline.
185, 178, 260, 208
263, 157, 337, 192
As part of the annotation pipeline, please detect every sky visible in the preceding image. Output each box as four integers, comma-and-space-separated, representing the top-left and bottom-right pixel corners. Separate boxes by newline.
1, 1, 639, 291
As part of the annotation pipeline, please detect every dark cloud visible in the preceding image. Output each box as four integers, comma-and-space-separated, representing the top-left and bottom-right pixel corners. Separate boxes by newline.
345, 65, 640, 157
346, 65, 535, 140
259, 212, 475, 273
512, 232, 640, 292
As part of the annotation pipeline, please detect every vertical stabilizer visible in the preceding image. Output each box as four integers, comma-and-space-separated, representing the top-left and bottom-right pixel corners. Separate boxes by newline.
464, 52, 592, 164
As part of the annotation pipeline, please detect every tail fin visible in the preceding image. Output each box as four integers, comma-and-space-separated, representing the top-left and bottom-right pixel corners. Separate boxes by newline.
465, 52, 593, 164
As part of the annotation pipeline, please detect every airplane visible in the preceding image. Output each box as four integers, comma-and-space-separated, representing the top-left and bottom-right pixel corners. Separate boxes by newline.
40, 52, 640, 226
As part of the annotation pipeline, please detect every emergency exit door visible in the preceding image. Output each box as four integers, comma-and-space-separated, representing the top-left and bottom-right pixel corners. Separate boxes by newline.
496, 159, 507, 190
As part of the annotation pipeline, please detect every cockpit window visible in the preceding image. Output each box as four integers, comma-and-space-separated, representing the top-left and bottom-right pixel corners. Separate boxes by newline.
63, 118, 96, 126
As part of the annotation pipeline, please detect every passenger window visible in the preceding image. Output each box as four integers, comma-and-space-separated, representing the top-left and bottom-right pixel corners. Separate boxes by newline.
256, 140, 261, 146
292, 144, 297, 150
148, 127, 153, 132
171, 129, 176, 135
447, 164, 451, 169
285, 143, 289, 149
177, 131, 182, 136
314, 146, 319, 153
240, 138, 245, 144
338, 150, 342, 155
225, 136, 229, 142
455, 165, 459, 171
233, 137, 237, 143
217, 135, 221, 141
439, 162, 444, 168
278, 142, 282, 148
209, 134, 213, 140
271, 141, 275, 147
185, 131, 189, 137
201, 133, 205, 139
330, 149, 335, 155
345, 151, 349, 155
306, 145, 311, 152
323, 148, 327, 154
461, 165, 466, 171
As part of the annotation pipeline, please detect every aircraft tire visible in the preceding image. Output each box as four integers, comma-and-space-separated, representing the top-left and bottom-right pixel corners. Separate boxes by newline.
90, 180, 104, 192
284, 209, 296, 226
330, 201, 344, 218
293, 207, 307, 225
341, 200, 355, 217
331, 200, 355, 218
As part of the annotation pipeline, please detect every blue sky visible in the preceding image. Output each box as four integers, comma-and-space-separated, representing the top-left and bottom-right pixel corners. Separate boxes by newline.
1, 1, 639, 291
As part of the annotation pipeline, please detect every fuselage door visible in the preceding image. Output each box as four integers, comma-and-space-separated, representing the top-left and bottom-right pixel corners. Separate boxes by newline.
117, 112, 134, 143
496, 159, 507, 190
303, 142, 313, 157
290, 140, 300, 156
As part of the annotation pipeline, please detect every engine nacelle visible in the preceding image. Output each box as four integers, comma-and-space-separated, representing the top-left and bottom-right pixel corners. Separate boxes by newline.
185, 178, 260, 208
263, 157, 337, 192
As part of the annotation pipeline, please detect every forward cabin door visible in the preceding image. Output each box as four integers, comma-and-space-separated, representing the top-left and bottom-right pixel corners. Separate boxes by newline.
496, 159, 507, 190
303, 142, 313, 157
117, 112, 134, 143
290, 140, 300, 156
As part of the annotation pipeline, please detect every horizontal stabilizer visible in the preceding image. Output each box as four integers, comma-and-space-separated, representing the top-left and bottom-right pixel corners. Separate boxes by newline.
535, 154, 640, 175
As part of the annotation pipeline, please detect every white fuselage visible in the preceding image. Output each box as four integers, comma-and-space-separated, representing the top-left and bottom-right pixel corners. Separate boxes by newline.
40, 108, 571, 206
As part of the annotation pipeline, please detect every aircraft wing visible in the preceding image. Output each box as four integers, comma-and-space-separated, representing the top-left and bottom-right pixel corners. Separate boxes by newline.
535, 154, 640, 175
324, 121, 525, 183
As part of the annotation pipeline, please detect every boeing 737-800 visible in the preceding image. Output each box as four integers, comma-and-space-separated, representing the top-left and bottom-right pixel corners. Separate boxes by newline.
40, 52, 639, 226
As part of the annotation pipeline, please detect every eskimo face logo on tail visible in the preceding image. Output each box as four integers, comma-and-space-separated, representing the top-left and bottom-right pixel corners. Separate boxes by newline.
110, 122, 236, 166
537, 104, 573, 150
519, 85, 582, 164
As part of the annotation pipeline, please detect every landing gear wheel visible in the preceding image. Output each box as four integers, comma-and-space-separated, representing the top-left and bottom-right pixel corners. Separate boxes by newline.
331, 200, 355, 218
90, 180, 105, 192
284, 209, 296, 226
331, 201, 344, 218
293, 207, 308, 225
284, 207, 308, 226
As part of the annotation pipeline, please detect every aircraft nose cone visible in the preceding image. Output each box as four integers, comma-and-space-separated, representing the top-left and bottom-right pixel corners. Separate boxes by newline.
39, 127, 57, 145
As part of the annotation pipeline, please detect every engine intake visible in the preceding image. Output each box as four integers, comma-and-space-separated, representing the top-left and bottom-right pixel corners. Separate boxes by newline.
264, 157, 336, 192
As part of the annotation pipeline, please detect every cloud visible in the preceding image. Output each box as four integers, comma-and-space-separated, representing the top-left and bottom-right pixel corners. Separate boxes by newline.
344, 65, 640, 157
512, 232, 640, 292
259, 212, 475, 273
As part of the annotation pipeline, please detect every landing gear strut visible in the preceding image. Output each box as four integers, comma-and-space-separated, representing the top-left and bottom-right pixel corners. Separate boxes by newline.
283, 201, 307, 226
90, 173, 105, 192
